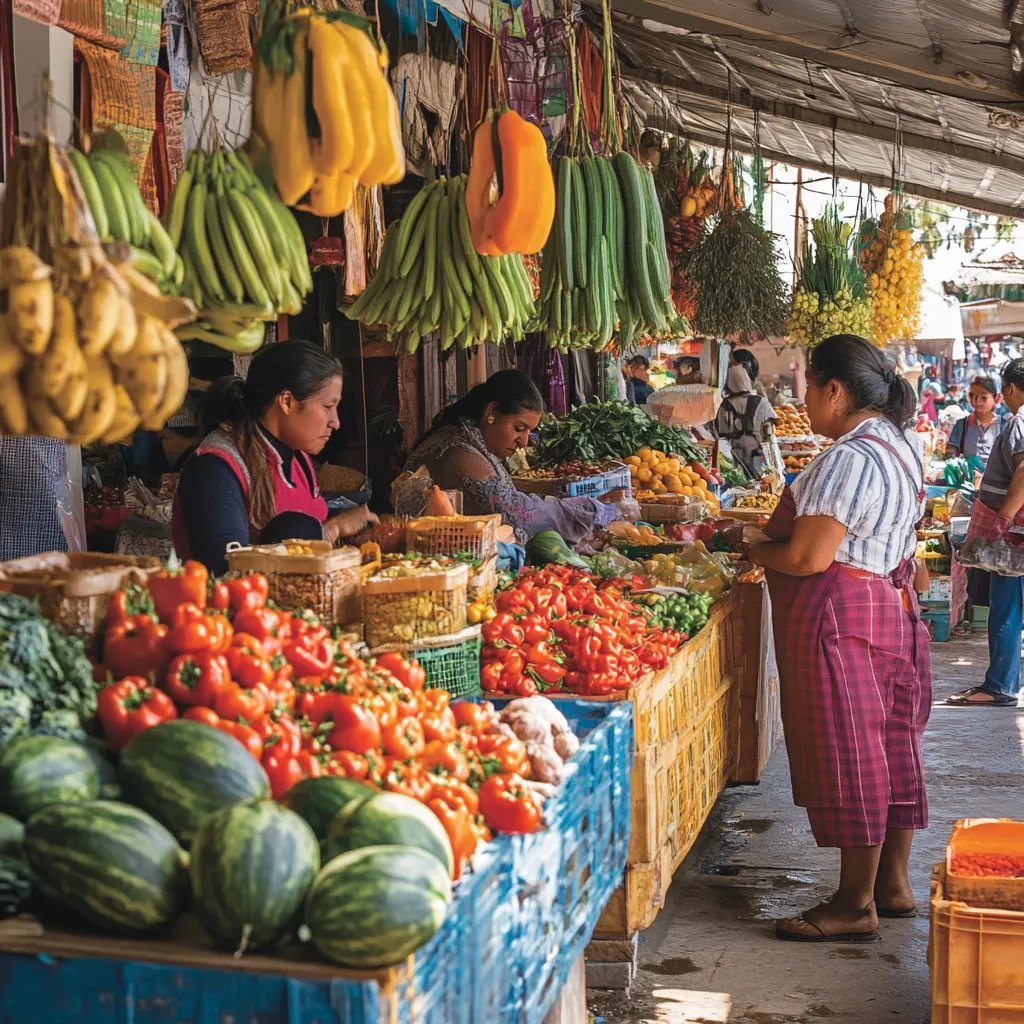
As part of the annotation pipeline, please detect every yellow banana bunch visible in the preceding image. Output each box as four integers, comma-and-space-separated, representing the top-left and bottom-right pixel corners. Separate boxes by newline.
252, 10, 405, 216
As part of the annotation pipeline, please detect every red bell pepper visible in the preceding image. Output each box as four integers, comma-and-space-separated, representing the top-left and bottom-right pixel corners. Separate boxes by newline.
166, 604, 216, 655
481, 661, 504, 693
104, 583, 155, 628
381, 717, 426, 759
216, 719, 263, 759
427, 798, 476, 879
103, 615, 169, 680
452, 700, 497, 737
520, 613, 552, 645
326, 749, 370, 780
183, 706, 221, 727
429, 775, 480, 815
261, 751, 306, 798
224, 575, 269, 614
164, 651, 230, 706
323, 694, 381, 754
226, 636, 274, 690
283, 633, 333, 677
149, 556, 208, 623
374, 652, 426, 692
208, 580, 231, 612
384, 761, 433, 802
203, 610, 234, 654
526, 663, 567, 689
215, 681, 268, 722
420, 707, 458, 744
478, 774, 543, 834
97, 677, 178, 752
234, 607, 289, 643
477, 734, 531, 776
252, 712, 303, 758
419, 739, 470, 782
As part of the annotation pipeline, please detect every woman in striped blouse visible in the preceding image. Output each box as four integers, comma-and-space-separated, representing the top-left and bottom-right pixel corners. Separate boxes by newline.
750, 335, 931, 944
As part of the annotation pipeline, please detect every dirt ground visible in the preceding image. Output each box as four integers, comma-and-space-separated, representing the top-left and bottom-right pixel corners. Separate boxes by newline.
588, 629, 1024, 1024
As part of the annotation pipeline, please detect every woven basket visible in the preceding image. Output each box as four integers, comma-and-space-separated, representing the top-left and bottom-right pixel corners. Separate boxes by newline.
227, 541, 363, 625
405, 515, 500, 561
13, 0, 61, 26
0, 551, 160, 643
363, 564, 469, 648
62, 0, 127, 50
195, 2, 252, 76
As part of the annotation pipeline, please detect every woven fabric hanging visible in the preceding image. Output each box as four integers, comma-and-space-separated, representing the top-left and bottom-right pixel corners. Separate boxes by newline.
60, 0, 127, 51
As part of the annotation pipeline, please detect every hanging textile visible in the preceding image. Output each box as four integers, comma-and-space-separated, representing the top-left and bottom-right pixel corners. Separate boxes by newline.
391, 53, 459, 177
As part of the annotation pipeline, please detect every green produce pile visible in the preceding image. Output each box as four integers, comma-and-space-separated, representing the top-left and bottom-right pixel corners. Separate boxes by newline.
718, 454, 749, 488
533, 401, 703, 469
0, 593, 98, 749
640, 590, 716, 636
346, 174, 535, 353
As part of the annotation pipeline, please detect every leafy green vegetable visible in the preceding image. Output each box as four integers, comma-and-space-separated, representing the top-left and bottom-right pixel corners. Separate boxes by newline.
718, 455, 749, 488
525, 531, 590, 570
534, 402, 703, 469
0, 594, 97, 755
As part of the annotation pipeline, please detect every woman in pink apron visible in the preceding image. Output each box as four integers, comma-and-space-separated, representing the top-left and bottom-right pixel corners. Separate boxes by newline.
172, 341, 376, 574
750, 334, 931, 943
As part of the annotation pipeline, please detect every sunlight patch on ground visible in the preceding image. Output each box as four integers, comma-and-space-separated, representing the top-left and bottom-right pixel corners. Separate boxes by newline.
647, 988, 732, 1022
951, 658, 974, 666
1016, 716, 1024, 758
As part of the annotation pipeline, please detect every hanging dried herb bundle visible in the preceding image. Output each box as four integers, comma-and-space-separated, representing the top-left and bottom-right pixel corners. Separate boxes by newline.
685, 208, 789, 339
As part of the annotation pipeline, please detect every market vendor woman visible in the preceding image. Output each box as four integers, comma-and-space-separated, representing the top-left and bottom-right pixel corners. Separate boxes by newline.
402, 369, 626, 542
750, 334, 931, 943
172, 341, 376, 574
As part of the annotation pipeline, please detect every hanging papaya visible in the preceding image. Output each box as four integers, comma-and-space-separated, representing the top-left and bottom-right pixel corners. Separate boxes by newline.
465, 115, 498, 254
482, 110, 555, 256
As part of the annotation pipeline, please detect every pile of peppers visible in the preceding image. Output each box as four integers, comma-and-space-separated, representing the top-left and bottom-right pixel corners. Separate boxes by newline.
96, 561, 544, 875
480, 565, 683, 697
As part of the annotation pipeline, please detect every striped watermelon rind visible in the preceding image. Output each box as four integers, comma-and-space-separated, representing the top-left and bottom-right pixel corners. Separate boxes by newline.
22, 800, 188, 934
0, 735, 100, 821
281, 776, 375, 850
305, 845, 451, 967
0, 812, 24, 858
326, 791, 454, 876
118, 721, 271, 845
191, 801, 320, 954
82, 738, 122, 801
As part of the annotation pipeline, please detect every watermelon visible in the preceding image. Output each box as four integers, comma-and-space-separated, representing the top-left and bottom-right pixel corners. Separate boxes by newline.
22, 800, 188, 934
82, 737, 122, 800
191, 801, 320, 954
118, 721, 271, 845
326, 791, 454, 876
0, 735, 100, 821
0, 813, 24, 858
305, 845, 451, 967
281, 776, 375, 851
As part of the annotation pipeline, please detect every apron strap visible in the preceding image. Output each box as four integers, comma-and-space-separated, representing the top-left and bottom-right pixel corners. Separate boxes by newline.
858, 434, 926, 503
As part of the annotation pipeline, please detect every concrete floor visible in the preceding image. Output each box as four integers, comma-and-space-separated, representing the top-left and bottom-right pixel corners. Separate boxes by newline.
589, 630, 1024, 1024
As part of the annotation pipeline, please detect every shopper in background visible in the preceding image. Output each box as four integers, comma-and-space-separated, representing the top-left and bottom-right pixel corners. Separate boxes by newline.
731, 348, 767, 397
750, 333, 930, 943
947, 359, 1024, 707
947, 376, 1003, 468
624, 356, 654, 405
919, 366, 942, 423
714, 365, 777, 478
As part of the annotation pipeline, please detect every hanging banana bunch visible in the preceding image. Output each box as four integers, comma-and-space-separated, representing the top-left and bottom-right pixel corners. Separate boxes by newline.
0, 134, 193, 444
160, 147, 313, 353
251, 2, 405, 215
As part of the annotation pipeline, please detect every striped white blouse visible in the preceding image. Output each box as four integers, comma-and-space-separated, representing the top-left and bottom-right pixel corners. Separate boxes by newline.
790, 416, 923, 576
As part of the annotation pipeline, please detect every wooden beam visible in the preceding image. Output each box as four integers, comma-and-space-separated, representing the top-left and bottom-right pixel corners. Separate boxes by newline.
671, 122, 1024, 220
619, 63, 1024, 177
596, 0, 1024, 103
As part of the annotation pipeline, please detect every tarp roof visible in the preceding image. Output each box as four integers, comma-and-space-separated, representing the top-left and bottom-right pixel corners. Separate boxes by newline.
592, 0, 1024, 218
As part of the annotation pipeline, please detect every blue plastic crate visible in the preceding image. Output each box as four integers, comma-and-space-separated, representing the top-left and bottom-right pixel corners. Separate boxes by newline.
563, 465, 632, 498
0, 702, 632, 1024
924, 607, 952, 642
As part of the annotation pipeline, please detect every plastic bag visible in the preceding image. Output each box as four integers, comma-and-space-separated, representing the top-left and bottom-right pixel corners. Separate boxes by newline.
59, 445, 86, 553
959, 499, 1024, 576
391, 466, 462, 517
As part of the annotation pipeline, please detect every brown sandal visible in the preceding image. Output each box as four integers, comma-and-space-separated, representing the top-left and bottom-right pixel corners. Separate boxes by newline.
776, 915, 881, 943
945, 686, 1018, 707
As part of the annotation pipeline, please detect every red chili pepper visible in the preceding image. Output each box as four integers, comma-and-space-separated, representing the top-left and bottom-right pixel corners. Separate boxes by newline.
103, 615, 169, 680
164, 651, 231, 706
97, 677, 178, 752
149, 556, 208, 623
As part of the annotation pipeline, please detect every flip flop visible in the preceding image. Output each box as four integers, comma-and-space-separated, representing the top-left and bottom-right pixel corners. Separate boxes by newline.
944, 687, 1018, 708
775, 916, 881, 944
876, 906, 918, 919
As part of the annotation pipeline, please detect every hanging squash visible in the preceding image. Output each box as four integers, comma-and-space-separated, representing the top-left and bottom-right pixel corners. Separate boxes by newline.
464, 109, 555, 256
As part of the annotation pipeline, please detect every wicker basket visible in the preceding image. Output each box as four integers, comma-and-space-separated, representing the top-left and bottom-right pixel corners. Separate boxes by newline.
639, 497, 706, 525
468, 555, 498, 606
0, 551, 161, 641
226, 541, 362, 625
370, 625, 482, 699
362, 563, 469, 649
405, 515, 500, 561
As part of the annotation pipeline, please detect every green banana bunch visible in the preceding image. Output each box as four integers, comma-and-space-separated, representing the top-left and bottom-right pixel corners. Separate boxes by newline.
345, 174, 536, 354
70, 146, 184, 294
163, 147, 313, 354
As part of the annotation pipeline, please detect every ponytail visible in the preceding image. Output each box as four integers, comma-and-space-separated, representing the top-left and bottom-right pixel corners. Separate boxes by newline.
203, 341, 342, 529
808, 334, 915, 429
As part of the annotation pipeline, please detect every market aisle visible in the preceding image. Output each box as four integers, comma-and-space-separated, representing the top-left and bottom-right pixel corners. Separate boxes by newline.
589, 632, 1024, 1024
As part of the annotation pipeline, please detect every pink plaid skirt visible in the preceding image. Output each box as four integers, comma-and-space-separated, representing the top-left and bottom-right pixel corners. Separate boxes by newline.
766, 559, 932, 848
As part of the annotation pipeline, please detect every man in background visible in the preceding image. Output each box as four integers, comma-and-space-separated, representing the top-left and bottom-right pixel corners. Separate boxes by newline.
624, 356, 654, 405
